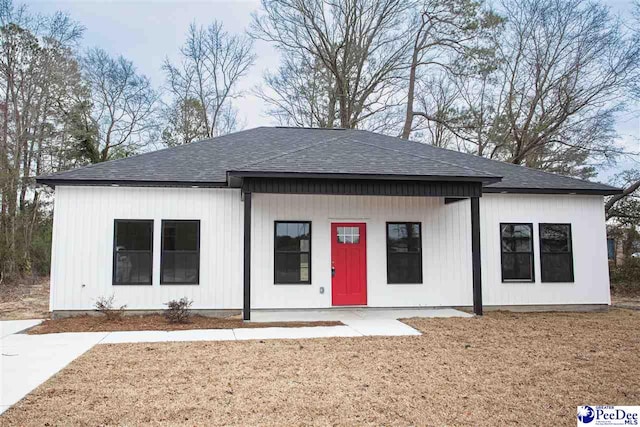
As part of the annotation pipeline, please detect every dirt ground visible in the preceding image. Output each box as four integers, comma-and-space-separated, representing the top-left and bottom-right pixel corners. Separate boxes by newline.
0, 276, 49, 320
2, 309, 639, 426
611, 295, 640, 310
28, 315, 342, 333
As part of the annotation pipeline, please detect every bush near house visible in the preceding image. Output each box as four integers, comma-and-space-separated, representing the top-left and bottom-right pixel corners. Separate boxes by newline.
610, 258, 640, 296
164, 297, 193, 323
94, 295, 127, 321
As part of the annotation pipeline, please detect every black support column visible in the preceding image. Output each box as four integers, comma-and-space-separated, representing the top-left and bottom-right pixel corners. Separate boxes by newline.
471, 196, 483, 315
243, 191, 252, 321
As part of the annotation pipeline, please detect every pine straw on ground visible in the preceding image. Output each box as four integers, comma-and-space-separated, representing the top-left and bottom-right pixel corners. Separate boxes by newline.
27, 314, 342, 334
2, 309, 639, 426
0, 277, 49, 320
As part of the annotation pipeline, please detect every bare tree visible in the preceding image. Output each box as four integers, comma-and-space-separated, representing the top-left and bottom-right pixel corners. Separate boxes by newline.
605, 1, 640, 220
251, 0, 414, 129
606, 170, 640, 222
401, 0, 502, 139
413, 0, 639, 179
496, 0, 638, 169
82, 48, 158, 162
412, 75, 459, 148
0, 0, 85, 280
256, 51, 336, 128
160, 97, 208, 147
163, 22, 255, 141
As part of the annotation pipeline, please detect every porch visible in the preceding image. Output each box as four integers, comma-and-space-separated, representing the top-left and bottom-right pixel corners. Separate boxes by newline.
236, 176, 493, 320
250, 306, 471, 321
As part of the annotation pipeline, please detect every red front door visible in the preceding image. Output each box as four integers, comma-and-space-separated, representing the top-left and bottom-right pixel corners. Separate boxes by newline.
331, 223, 367, 306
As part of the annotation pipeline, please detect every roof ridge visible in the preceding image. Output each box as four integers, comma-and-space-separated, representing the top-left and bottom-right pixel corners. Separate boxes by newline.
231, 132, 353, 170
346, 132, 500, 178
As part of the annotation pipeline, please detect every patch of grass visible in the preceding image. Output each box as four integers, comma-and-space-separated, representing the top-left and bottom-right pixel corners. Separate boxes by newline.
3, 309, 639, 426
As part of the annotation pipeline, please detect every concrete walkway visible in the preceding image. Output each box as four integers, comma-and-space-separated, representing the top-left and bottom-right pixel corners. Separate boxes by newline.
0, 319, 43, 339
0, 307, 469, 415
251, 307, 471, 336
1, 330, 109, 414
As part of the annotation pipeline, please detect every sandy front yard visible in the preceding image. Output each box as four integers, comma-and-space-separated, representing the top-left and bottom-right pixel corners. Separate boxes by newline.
2, 309, 639, 426
0, 277, 49, 320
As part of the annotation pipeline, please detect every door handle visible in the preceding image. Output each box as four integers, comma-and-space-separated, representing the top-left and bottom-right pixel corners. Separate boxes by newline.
331, 262, 336, 277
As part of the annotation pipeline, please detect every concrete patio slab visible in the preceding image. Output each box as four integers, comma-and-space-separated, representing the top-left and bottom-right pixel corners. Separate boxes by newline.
99, 330, 180, 344
164, 328, 237, 342
101, 328, 236, 344
232, 325, 362, 341
250, 307, 471, 323
343, 319, 422, 336
0, 319, 43, 339
250, 309, 367, 322
355, 308, 473, 319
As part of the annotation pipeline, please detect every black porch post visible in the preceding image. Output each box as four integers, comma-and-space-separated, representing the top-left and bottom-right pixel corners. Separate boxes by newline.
243, 191, 252, 321
471, 196, 483, 315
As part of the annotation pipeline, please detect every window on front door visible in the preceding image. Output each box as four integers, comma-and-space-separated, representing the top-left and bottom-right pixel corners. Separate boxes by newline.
500, 223, 534, 282
386, 222, 423, 284
274, 221, 311, 284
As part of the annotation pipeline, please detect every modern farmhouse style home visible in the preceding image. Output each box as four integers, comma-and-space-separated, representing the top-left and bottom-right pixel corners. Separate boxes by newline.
37, 127, 620, 319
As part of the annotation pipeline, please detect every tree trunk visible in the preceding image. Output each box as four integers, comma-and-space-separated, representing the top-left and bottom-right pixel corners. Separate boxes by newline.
401, 49, 419, 139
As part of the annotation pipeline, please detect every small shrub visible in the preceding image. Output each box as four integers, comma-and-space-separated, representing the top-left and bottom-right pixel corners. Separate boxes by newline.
164, 297, 193, 323
610, 258, 640, 296
94, 295, 127, 321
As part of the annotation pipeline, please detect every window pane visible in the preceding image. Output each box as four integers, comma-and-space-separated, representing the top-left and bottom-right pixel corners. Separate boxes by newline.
115, 251, 151, 284
387, 223, 421, 253
300, 253, 309, 282
274, 222, 311, 284
607, 239, 615, 260
337, 226, 360, 244
387, 253, 421, 283
387, 223, 422, 284
163, 221, 198, 251
162, 252, 199, 283
275, 222, 310, 252
502, 253, 532, 280
541, 253, 573, 282
275, 253, 309, 283
501, 224, 532, 252
540, 224, 570, 253
116, 221, 152, 250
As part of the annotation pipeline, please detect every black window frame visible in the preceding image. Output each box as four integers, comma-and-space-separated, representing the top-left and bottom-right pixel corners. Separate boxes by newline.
386, 222, 423, 285
273, 221, 312, 285
539, 223, 574, 283
112, 219, 154, 286
500, 222, 535, 283
160, 220, 201, 285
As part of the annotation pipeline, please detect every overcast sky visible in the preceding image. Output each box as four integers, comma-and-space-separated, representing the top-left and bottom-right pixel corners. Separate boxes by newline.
26, 0, 639, 183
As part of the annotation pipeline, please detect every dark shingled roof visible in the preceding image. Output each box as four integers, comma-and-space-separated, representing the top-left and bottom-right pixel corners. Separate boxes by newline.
37, 127, 620, 195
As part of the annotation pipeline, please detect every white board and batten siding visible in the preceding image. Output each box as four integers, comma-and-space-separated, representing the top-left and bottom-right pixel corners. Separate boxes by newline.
50, 186, 611, 312
50, 186, 243, 311
250, 193, 473, 309
480, 193, 610, 306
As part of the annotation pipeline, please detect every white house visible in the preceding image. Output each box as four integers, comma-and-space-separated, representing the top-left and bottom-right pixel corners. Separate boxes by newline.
37, 127, 619, 319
